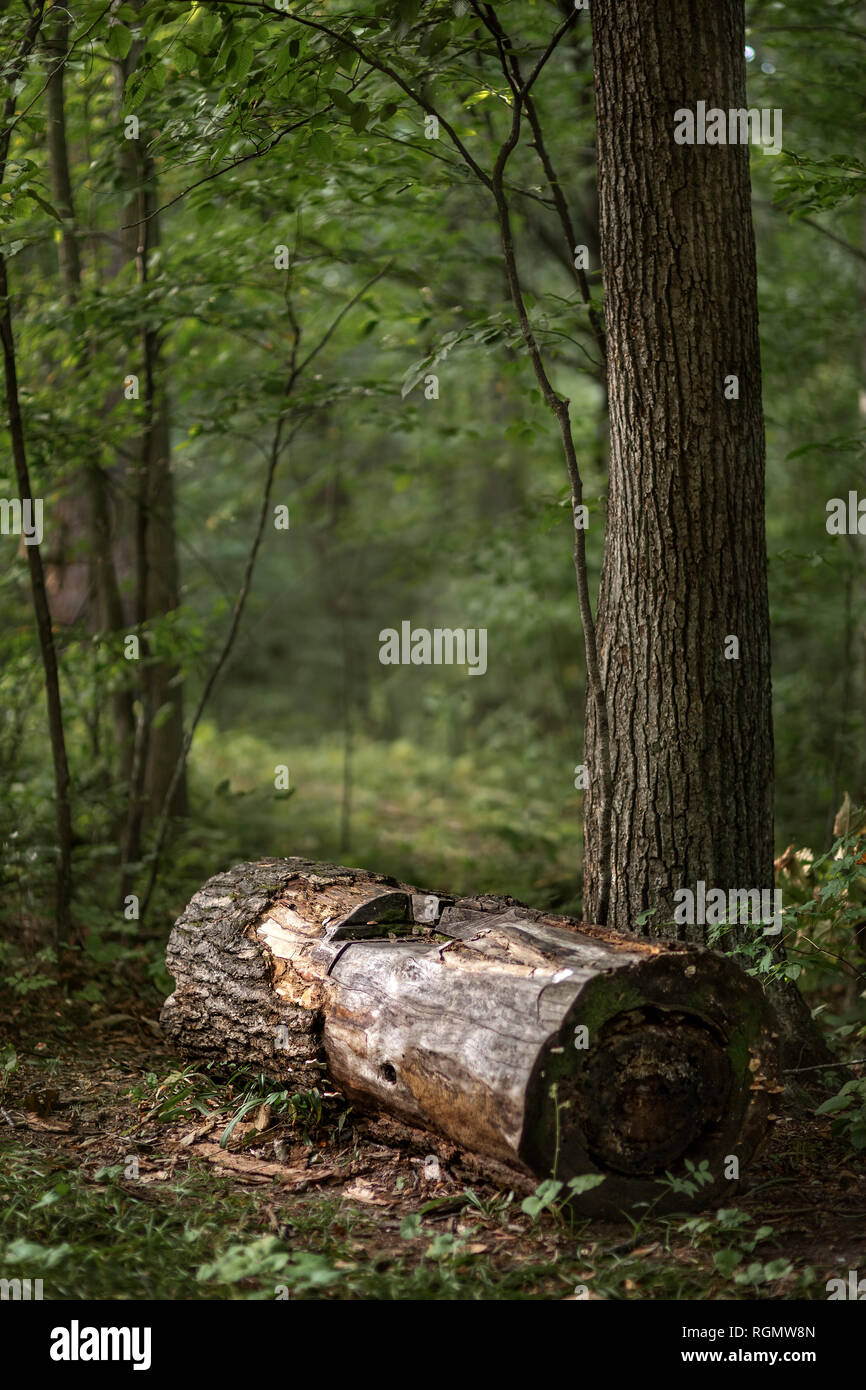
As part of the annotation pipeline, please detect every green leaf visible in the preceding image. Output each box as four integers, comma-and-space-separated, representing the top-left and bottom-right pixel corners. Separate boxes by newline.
193, 8, 221, 46
566, 1173, 606, 1195
209, 132, 235, 167
419, 21, 453, 58
6, 1239, 73, 1267
329, 88, 356, 115
226, 41, 255, 84
520, 1177, 563, 1218
151, 702, 175, 731
308, 129, 334, 162
401, 355, 433, 398
24, 190, 62, 222
107, 24, 133, 60
713, 1248, 742, 1277
335, 43, 355, 74
350, 102, 369, 135
816, 1094, 851, 1114
173, 43, 198, 74
274, 43, 295, 80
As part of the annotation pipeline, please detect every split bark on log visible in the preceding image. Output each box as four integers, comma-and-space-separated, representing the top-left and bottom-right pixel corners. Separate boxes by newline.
161, 858, 780, 1214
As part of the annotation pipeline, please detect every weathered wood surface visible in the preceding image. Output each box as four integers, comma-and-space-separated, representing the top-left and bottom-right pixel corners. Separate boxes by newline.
161, 858, 780, 1213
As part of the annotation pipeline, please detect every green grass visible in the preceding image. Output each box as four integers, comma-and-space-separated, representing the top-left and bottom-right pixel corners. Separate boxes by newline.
0, 1142, 561, 1300
178, 722, 584, 912
0, 1128, 827, 1301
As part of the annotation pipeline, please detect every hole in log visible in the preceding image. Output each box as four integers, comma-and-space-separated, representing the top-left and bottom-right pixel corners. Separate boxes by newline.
379, 1062, 398, 1085
569, 1007, 732, 1177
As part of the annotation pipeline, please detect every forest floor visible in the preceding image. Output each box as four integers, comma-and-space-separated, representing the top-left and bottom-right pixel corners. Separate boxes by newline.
1, 987, 865, 1302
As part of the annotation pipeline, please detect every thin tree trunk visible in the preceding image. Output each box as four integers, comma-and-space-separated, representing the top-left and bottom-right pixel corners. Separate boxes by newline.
113, 28, 187, 895
142, 403, 187, 818
43, 8, 135, 784
0, 2, 76, 945
120, 173, 158, 885
858, 195, 866, 807
43, 13, 81, 290
339, 612, 353, 855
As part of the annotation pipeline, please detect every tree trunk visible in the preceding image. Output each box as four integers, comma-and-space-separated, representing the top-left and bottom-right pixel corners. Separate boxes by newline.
0, 4, 76, 945
113, 26, 188, 846
43, 8, 135, 784
587, 0, 823, 1064
161, 858, 780, 1215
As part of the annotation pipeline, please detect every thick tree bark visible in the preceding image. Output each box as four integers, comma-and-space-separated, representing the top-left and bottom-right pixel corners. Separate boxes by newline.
587, 0, 823, 1063
162, 859, 780, 1215
587, 0, 771, 928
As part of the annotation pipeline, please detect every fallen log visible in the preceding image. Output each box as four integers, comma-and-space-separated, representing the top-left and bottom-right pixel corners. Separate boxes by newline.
161, 858, 780, 1215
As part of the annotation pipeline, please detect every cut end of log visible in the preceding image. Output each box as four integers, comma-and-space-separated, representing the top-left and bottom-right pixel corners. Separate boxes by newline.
521, 946, 777, 1211
573, 1008, 731, 1175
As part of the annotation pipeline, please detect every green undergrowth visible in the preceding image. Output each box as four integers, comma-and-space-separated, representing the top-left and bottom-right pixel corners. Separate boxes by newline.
0, 1137, 827, 1301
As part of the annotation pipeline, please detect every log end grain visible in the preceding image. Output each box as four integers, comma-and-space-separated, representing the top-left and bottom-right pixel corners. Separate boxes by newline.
522, 948, 779, 1214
